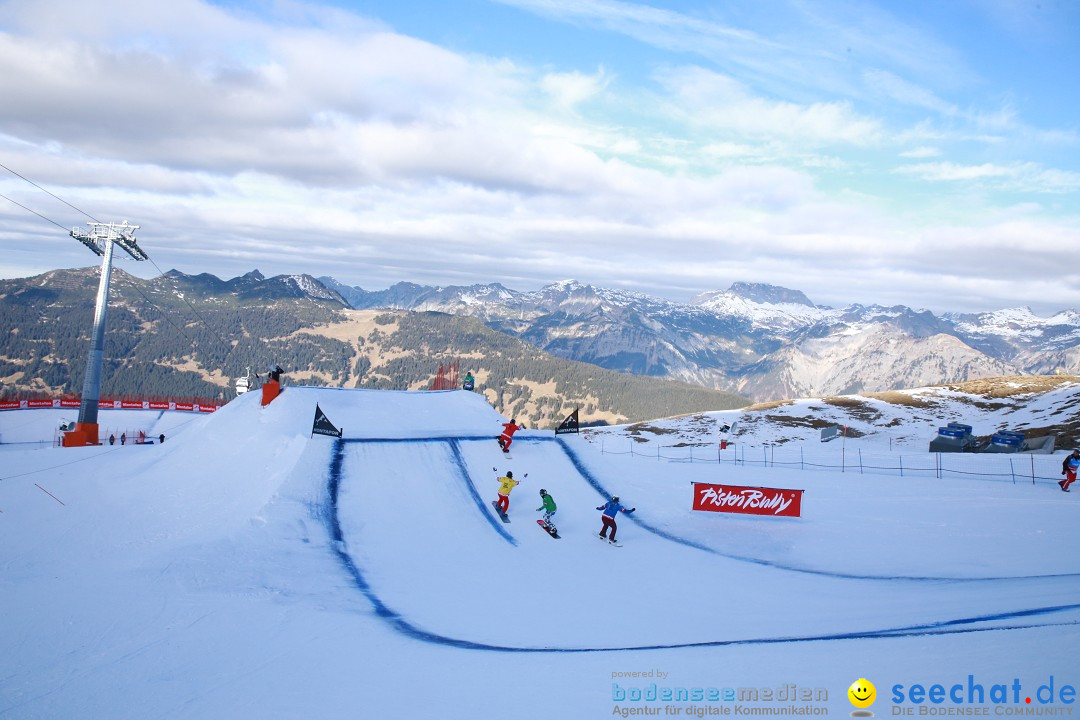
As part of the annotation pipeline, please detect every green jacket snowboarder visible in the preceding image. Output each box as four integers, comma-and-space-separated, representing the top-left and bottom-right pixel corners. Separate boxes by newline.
536, 489, 557, 527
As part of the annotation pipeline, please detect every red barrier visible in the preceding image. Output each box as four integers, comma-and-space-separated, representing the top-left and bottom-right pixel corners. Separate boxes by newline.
692, 482, 803, 518
261, 378, 281, 406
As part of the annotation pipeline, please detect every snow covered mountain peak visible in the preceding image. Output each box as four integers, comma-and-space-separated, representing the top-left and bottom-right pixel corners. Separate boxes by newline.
690, 283, 835, 331
285, 274, 340, 301
726, 282, 817, 307
948, 306, 1080, 344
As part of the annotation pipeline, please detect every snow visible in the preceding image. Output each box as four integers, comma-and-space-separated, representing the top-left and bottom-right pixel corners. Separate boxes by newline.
951, 307, 1080, 345
692, 291, 838, 331
2, 386, 1079, 719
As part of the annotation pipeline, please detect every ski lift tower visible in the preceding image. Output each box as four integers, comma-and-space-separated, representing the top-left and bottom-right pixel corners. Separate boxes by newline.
61, 220, 147, 447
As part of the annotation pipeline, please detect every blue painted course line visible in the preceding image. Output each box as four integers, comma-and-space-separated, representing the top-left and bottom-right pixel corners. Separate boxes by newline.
323, 438, 515, 651
555, 437, 1080, 584
343, 435, 504, 444
342, 434, 557, 445
447, 438, 516, 546
324, 436, 1080, 653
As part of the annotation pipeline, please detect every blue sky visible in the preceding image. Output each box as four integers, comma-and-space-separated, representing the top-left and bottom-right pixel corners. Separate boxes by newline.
0, 0, 1078, 313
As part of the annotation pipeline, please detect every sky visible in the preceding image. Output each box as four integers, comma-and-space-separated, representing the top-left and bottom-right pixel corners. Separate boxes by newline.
0, 0, 1078, 314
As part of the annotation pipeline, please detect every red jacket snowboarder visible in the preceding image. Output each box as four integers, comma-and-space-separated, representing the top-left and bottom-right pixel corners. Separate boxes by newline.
498, 419, 522, 453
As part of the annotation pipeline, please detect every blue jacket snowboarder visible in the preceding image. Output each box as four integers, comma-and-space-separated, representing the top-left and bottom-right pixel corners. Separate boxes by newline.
597, 496, 635, 543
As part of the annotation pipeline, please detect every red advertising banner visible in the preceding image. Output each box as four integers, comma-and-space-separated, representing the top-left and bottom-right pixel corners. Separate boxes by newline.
0, 395, 222, 412
692, 482, 803, 518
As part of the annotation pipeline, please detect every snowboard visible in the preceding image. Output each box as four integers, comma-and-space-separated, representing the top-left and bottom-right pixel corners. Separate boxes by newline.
497, 437, 513, 458
491, 500, 511, 523
537, 519, 560, 539
596, 533, 621, 547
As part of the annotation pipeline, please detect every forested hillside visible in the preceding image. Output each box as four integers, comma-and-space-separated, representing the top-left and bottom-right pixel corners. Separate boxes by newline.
0, 268, 347, 400
337, 311, 747, 426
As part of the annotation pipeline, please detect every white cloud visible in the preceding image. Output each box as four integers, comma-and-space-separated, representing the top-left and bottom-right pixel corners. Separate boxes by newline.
655, 66, 882, 147
861, 68, 958, 116
540, 67, 611, 111
899, 146, 940, 159
895, 162, 1013, 182
894, 161, 1080, 193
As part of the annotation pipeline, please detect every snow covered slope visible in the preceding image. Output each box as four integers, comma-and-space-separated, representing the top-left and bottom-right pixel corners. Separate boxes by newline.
2, 386, 1079, 719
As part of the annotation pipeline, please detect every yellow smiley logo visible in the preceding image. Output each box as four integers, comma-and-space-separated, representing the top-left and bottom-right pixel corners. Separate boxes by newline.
848, 678, 876, 709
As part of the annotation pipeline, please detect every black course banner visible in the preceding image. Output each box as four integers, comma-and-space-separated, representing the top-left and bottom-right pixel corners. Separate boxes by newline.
311, 403, 343, 438
555, 409, 579, 435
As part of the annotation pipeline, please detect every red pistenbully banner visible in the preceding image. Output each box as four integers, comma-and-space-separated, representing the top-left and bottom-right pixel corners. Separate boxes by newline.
692, 482, 803, 518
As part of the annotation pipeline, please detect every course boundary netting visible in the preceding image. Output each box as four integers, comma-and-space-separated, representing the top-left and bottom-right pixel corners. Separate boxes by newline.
587, 436, 1067, 486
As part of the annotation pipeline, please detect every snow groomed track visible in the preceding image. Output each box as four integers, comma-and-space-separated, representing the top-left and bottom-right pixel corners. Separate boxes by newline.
327, 431, 1080, 652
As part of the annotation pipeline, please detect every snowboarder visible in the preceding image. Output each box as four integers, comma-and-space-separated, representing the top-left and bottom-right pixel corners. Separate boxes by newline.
536, 489, 557, 529
498, 418, 522, 453
494, 470, 520, 516
1061, 449, 1079, 492
463, 371, 475, 391
597, 496, 635, 544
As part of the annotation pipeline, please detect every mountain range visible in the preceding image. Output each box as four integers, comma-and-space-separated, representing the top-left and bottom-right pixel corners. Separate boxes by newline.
319, 277, 1080, 402
4, 266, 1078, 416
0, 267, 745, 427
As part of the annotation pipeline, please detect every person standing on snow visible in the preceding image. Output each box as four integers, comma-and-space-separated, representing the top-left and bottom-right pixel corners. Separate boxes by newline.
1061, 449, 1080, 492
536, 489, 557, 528
597, 496, 635, 544
495, 470, 521, 515
498, 418, 522, 453
463, 371, 474, 391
